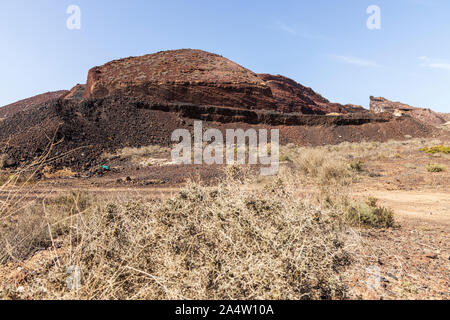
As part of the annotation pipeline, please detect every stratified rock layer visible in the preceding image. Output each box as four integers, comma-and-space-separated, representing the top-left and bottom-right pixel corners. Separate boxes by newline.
259, 74, 367, 114
84, 49, 273, 109
84, 49, 361, 114
0, 96, 437, 171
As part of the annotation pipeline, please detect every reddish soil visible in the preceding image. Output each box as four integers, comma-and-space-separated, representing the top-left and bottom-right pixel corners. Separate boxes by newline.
0, 91, 68, 119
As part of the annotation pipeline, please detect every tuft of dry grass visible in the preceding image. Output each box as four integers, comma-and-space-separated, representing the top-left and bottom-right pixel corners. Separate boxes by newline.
0, 191, 92, 264
348, 160, 364, 172
102, 145, 170, 161
425, 163, 447, 173
291, 149, 353, 186
42, 166, 76, 179
102, 145, 172, 167
0, 203, 68, 264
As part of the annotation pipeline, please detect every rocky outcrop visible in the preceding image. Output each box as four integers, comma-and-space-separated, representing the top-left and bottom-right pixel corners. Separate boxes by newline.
83, 49, 363, 115
135, 100, 390, 126
83, 49, 275, 110
62, 84, 86, 101
370, 96, 447, 126
258, 74, 367, 114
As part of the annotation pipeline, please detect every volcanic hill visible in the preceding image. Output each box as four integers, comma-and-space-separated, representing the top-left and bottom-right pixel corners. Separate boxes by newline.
83, 49, 364, 115
0, 49, 443, 171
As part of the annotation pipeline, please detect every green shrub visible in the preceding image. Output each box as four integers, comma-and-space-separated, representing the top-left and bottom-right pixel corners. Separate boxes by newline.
420, 145, 450, 155
345, 197, 395, 228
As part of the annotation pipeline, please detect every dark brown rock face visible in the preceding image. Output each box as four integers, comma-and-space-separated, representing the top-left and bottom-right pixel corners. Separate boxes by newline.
258, 74, 367, 114
0, 95, 437, 171
370, 96, 448, 126
83, 49, 363, 114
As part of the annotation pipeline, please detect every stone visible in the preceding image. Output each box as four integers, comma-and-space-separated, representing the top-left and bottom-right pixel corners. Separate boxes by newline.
0, 154, 16, 168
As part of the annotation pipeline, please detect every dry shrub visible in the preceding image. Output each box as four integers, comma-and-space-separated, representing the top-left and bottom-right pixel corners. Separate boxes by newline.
348, 160, 364, 172
102, 145, 170, 160
224, 164, 251, 182
52, 190, 94, 212
294, 149, 352, 185
0, 204, 65, 264
0, 191, 91, 264
425, 163, 447, 173
280, 146, 395, 229
42, 167, 76, 179
4, 174, 354, 300
345, 197, 395, 229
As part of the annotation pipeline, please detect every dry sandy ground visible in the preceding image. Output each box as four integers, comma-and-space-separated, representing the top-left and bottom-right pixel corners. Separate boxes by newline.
343, 141, 449, 299
0, 138, 448, 300
345, 189, 449, 300
362, 190, 449, 225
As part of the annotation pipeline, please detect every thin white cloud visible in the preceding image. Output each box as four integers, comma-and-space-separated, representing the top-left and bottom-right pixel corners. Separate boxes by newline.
276, 22, 297, 35
419, 56, 450, 71
274, 21, 325, 40
330, 55, 381, 68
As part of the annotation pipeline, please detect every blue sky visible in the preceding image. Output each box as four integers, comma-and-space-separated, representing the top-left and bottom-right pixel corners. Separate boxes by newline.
1, 0, 449, 112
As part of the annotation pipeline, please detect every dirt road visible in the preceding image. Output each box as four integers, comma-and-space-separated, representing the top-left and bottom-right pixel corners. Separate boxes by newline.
358, 190, 450, 226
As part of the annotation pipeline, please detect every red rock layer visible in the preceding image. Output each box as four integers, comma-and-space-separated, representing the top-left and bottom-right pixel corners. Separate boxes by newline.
83, 49, 364, 114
